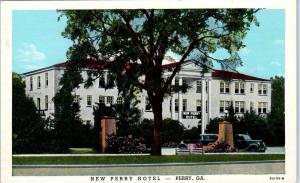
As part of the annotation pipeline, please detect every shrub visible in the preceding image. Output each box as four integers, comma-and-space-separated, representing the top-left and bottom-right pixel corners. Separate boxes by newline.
204, 141, 237, 153
106, 136, 147, 153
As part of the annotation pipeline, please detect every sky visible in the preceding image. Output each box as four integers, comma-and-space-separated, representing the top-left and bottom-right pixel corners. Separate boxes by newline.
12, 9, 285, 79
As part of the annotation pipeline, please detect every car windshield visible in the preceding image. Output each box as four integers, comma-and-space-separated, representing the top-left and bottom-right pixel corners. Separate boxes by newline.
242, 135, 251, 140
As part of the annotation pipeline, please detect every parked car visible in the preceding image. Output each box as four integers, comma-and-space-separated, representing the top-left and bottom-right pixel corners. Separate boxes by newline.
234, 134, 267, 152
199, 134, 218, 145
199, 133, 267, 152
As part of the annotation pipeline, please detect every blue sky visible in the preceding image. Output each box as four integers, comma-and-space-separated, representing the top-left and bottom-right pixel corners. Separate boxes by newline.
12, 9, 285, 79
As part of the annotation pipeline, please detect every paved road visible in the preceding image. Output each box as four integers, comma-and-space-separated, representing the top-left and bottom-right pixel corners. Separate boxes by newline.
13, 161, 284, 176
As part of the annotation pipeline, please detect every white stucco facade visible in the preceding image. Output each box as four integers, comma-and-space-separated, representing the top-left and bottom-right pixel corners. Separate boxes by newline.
22, 61, 271, 133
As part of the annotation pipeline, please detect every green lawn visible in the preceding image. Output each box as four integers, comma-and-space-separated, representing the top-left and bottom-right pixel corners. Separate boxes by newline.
13, 154, 284, 165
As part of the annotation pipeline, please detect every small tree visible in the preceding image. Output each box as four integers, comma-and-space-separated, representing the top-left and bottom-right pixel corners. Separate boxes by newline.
53, 69, 90, 152
183, 127, 200, 143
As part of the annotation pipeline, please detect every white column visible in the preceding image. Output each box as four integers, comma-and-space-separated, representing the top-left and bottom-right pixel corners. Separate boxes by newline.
104, 70, 108, 86
178, 77, 183, 122
208, 79, 212, 122
201, 79, 206, 134
171, 79, 175, 120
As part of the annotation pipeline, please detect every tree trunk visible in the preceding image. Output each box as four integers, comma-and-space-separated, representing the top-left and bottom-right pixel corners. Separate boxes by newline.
151, 97, 163, 156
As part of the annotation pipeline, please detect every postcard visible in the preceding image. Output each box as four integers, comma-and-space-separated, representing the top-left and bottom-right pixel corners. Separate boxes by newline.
0, 0, 296, 183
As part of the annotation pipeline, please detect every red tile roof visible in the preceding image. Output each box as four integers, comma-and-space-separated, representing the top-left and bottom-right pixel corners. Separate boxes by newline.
211, 69, 270, 81
53, 61, 269, 81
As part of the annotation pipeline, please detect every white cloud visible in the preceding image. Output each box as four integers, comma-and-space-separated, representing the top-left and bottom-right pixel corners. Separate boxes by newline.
17, 43, 46, 62
270, 61, 282, 67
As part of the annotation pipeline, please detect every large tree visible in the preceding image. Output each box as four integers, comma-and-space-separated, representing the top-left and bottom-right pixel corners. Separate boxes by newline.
60, 9, 259, 155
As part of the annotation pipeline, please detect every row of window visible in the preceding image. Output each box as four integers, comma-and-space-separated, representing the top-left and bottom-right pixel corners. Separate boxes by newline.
219, 81, 268, 95
220, 100, 268, 114
145, 98, 268, 114
29, 73, 49, 90
36, 95, 125, 110
75, 95, 124, 107
29, 72, 115, 91
146, 98, 203, 112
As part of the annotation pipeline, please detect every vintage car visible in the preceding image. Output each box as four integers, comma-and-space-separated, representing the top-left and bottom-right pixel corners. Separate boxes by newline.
199, 133, 267, 152
234, 134, 267, 152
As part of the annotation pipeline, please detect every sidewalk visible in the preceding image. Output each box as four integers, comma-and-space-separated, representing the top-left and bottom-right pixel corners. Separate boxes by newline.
13, 161, 285, 175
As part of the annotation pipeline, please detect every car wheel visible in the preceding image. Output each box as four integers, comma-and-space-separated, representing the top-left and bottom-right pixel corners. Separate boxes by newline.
248, 146, 258, 152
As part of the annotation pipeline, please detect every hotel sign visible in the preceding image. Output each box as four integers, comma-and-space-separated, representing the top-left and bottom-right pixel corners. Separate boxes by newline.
182, 111, 201, 119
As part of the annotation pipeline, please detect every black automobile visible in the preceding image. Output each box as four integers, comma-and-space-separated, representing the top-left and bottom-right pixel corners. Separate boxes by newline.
234, 134, 267, 152
199, 134, 218, 145
199, 133, 267, 152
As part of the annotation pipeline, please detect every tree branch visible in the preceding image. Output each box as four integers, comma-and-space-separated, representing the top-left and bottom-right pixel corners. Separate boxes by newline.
161, 33, 230, 93
117, 10, 149, 58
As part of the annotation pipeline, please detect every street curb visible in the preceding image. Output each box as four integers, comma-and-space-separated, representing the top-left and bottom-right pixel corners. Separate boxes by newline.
13, 160, 285, 168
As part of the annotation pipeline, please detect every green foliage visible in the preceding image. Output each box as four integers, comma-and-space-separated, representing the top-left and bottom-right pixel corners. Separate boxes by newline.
106, 136, 147, 153
137, 118, 185, 147
267, 76, 285, 146
12, 73, 47, 153
182, 127, 200, 143
114, 87, 142, 136
53, 69, 93, 152
137, 119, 154, 147
205, 117, 222, 134
161, 118, 185, 145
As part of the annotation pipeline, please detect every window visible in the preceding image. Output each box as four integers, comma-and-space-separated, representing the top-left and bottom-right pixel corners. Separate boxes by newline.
99, 96, 105, 104
74, 95, 80, 103
263, 84, 267, 95
182, 79, 187, 85
206, 100, 208, 113
258, 102, 267, 113
45, 73, 48, 88
183, 99, 187, 111
220, 81, 230, 94
37, 98, 41, 110
250, 101, 254, 111
87, 95, 92, 106
220, 100, 231, 113
234, 101, 245, 113
30, 77, 33, 91
99, 75, 105, 88
250, 83, 254, 93
145, 97, 152, 111
116, 97, 123, 104
196, 80, 202, 93
107, 73, 115, 88
175, 78, 179, 86
196, 100, 201, 111
45, 95, 48, 110
258, 84, 268, 95
37, 76, 41, 89
175, 99, 179, 112
206, 81, 208, 93
235, 82, 245, 94
220, 101, 224, 113
107, 96, 114, 105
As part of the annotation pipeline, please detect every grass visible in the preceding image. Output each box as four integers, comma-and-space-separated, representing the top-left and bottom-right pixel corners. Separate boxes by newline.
13, 154, 284, 165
